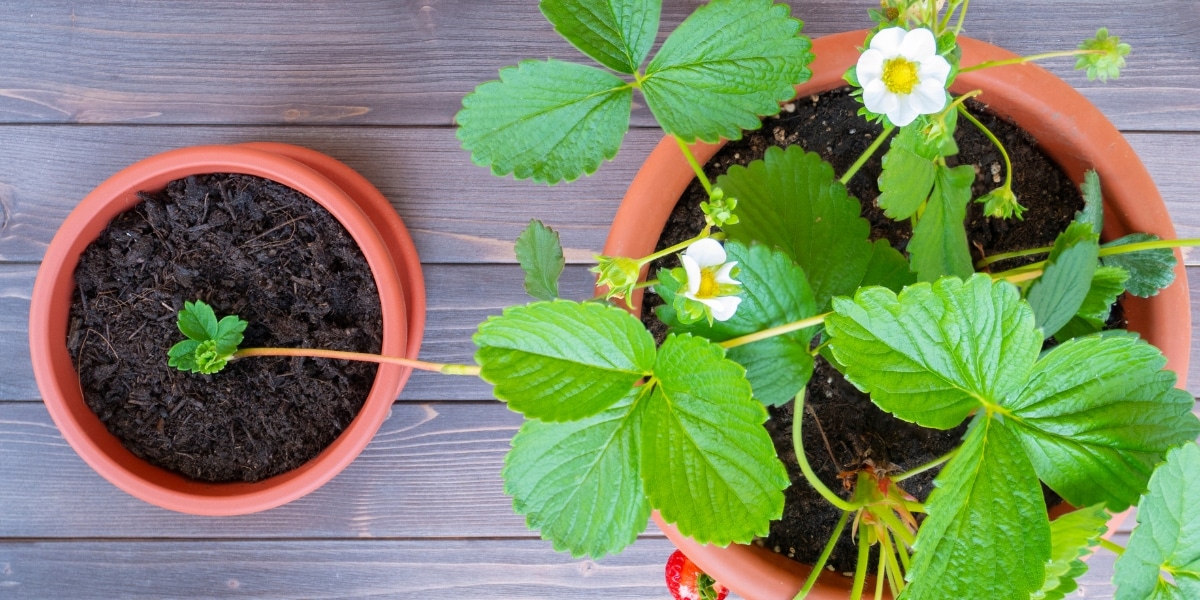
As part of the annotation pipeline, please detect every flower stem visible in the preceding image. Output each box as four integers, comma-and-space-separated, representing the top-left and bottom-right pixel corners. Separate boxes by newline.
894, 448, 957, 482
793, 510, 851, 600
720, 312, 830, 350
840, 124, 896, 185
675, 136, 714, 197
637, 231, 724, 267
233, 347, 482, 376
1098, 537, 1126, 556
793, 389, 860, 513
960, 49, 1106, 73
957, 104, 1012, 193
953, 0, 970, 35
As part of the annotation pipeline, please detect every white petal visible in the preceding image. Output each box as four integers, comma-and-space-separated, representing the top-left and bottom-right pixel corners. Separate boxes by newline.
899, 28, 937, 61
714, 261, 740, 285
869, 27, 906, 54
918, 54, 952, 84
698, 296, 742, 322
862, 79, 891, 114
909, 79, 948, 113
681, 255, 702, 296
684, 238, 726, 269
890, 99, 920, 127
857, 49, 886, 82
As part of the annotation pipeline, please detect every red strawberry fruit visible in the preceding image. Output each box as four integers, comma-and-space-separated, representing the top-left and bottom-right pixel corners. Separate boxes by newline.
665, 550, 729, 600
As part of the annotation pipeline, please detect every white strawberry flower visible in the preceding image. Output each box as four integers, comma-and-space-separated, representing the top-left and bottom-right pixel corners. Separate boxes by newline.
680, 238, 741, 322
856, 27, 952, 126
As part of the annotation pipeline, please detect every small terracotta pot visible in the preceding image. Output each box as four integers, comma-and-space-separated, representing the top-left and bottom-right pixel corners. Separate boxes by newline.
29, 143, 425, 516
603, 31, 1190, 600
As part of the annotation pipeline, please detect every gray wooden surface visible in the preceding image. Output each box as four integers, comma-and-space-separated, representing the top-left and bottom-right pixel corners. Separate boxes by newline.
0, 1, 1195, 597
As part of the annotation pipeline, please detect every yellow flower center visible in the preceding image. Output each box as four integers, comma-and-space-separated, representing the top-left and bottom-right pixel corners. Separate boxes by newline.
697, 268, 721, 298
882, 57, 920, 94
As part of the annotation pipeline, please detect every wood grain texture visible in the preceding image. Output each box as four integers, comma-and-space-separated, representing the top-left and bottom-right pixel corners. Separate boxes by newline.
0, 127, 1196, 265
0, 1, 1194, 131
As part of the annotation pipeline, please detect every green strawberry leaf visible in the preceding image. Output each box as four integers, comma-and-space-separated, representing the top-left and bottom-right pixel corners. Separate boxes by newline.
539, 0, 660, 74
167, 339, 202, 372
1026, 222, 1100, 339
825, 275, 1041, 430
456, 59, 632, 184
903, 417, 1051, 600
503, 389, 650, 558
1114, 443, 1200, 600
720, 146, 912, 310
909, 164, 975, 282
515, 219, 565, 301
1035, 504, 1109, 600
474, 300, 655, 422
1102, 233, 1177, 298
876, 127, 937, 220
1075, 169, 1104, 232
213, 314, 248, 356
641, 0, 813, 142
1076, 28, 1131, 83
1004, 334, 1200, 510
655, 241, 818, 407
178, 299, 219, 341
1054, 266, 1129, 343
641, 334, 788, 545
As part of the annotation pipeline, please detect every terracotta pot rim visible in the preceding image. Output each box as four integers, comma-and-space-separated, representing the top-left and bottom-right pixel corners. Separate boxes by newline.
605, 31, 1190, 600
30, 143, 423, 516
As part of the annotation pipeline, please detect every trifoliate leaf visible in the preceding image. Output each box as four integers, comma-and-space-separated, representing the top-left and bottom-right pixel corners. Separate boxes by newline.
1102, 234, 1177, 298
641, 334, 787, 545
1026, 222, 1100, 338
515, 220, 565, 301
178, 299, 219, 342
503, 389, 649, 558
655, 241, 818, 406
1075, 169, 1104, 232
1005, 334, 1200, 510
213, 315, 248, 356
909, 164, 975, 282
1034, 504, 1109, 600
474, 300, 655, 422
720, 146, 913, 310
1113, 443, 1200, 600
167, 339, 202, 373
1054, 266, 1129, 343
1076, 28, 1131, 82
641, 0, 813, 142
539, 0, 659, 74
825, 275, 1041, 430
876, 146, 936, 220
169, 300, 246, 374
456, 59, 632, 184
903, 417, 1051, 600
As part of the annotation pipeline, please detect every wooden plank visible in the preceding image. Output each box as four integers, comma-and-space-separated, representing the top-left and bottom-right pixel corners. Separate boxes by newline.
0, 127, 1197, 265
0, 538, 683, 599
0, 1, 1194, 131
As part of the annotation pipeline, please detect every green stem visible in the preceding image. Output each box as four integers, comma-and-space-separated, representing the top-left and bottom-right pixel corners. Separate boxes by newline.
793, 389, 860, 513
895, 448, 957, 482
1099, 537, 1126, 556
809, 339, 832, 358
840, 124, 895, 185
960, 49, 1106, 73
953, 0, 970, 35
988, 238, 1200, 276
976, 245, 1053, 269
874, 541, 887, 600
991, 267, 1044, 285
958, 104, 1012, 193
637, 231, 724, 267
233, 347, 482, 376
850, 529, 871, 600
793, 511, 851, 600
675, 136, 714, 197
720, 312, 830, 350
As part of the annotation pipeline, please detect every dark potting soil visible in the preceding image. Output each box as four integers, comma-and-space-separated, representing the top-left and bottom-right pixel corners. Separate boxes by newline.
642, 88, 1110, 573
68, 173, 383, 483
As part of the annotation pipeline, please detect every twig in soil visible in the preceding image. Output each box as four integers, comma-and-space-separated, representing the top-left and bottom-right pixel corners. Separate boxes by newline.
242, 215, 308, 247
805, 401, 840, 470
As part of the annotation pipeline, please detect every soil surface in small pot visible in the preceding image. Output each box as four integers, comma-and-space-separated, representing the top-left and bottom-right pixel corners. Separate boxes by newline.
68, 173, 383, 483
643, 88, 1114, 573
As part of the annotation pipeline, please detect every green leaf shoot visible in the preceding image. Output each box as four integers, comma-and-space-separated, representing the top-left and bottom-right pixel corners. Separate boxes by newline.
875, 127, 937, 220
539, 0, 660, 74
1077, 28, 1131, 82
909, 164, 975, 282
168, 300, 247, 375
720, 146, 913, 310
1025, 222, 1100, 339
655, 241, 818, 406
641, 0, 813, 142
1113, 443, 1200, 600
1102, 233, 1177, 298
1035, 504, 1109, 600
456, 59, 632, 184
515, 219, 565, 301
474, 300, 655, 422
903, 417, 1051, 600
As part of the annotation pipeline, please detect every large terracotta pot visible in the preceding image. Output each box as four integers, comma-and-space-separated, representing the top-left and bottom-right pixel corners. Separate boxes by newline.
29, 143, 426, 516
603, 31, 1190, 600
